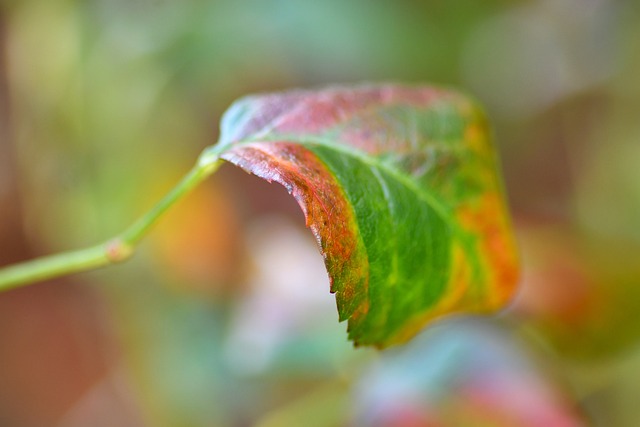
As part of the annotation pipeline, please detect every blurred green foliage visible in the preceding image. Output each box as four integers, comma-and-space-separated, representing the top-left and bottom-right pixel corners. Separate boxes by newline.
1, 0, 640, 426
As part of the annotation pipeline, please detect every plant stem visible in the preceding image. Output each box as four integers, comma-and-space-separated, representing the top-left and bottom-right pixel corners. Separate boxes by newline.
0, 155, 223, 292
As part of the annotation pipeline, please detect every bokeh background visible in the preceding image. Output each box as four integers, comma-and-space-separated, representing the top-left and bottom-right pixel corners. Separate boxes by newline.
0, 0, 639, 426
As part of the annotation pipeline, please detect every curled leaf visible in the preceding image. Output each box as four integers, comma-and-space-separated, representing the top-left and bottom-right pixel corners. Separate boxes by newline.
206, 84, 519, 347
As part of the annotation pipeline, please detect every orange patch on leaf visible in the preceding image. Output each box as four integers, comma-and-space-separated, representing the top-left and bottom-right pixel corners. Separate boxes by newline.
221, 142, 369, 320
457, 193, 520, 309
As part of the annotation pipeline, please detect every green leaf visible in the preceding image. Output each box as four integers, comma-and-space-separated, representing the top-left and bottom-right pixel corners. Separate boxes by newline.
205, 84, 519, 347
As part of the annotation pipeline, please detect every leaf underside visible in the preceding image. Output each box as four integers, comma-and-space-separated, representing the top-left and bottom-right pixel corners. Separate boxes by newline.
207, 84, 519, 348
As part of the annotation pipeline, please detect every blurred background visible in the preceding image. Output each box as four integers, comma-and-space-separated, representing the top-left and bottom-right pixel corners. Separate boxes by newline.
0, 0, 638, 425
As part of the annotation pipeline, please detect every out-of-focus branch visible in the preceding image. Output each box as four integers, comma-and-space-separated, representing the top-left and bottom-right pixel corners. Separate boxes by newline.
0, 157, 223, 291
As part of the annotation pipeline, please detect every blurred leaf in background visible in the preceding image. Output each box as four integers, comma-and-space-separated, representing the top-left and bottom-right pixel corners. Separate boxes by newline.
1, 0, 640, 426
352, 318, 586, 427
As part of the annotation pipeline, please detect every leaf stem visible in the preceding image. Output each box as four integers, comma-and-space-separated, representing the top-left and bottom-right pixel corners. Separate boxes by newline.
0, 153, 224, 292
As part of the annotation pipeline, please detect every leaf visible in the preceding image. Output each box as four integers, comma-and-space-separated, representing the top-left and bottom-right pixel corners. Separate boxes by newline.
352, 318, 586, 426
205, 84, 519, 347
